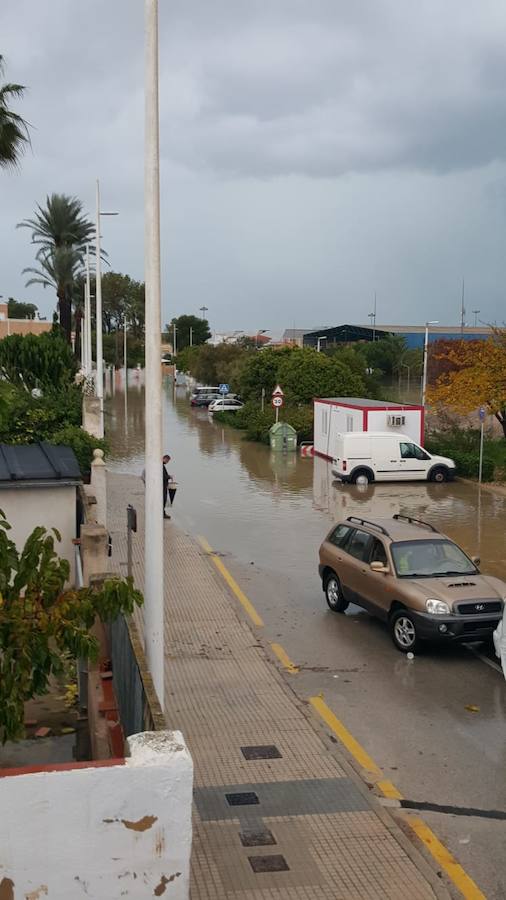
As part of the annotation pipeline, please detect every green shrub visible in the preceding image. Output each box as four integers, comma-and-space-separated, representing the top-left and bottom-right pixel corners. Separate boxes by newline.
426, 433, 494, 481
50, 425, 107, 476
213, 401, 313, 444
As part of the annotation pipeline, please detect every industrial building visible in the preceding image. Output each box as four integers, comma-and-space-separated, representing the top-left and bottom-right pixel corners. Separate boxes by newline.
303, 323, 493, 350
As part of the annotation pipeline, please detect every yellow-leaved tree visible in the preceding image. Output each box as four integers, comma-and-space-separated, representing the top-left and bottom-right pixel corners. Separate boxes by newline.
427, 332, 506, 437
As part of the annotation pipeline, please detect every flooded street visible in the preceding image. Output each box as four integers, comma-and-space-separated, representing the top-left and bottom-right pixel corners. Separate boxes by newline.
106, 373, 506, 899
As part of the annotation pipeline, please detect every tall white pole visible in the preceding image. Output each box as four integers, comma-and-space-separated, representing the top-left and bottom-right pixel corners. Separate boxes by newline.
189, 326, 193, 347
85, 245, 92, 377
95, 180, 104, 437
421, 324, 429, 406
124, 316, 128, 370
144, 0, 164, 707
173, 322, 177, 356
81, 282, 86, 370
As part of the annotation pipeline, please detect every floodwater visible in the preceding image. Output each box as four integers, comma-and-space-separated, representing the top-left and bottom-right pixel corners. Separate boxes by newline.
106, 371, 506, 581
106, 371, 506, 898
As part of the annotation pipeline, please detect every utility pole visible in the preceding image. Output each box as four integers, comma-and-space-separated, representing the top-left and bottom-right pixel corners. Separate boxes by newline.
85, 245, 92, 377
95, 180, 104, 435
189, 326, 193, 347
460, 278, 465, 334
172, 322, 177, 356
144, 0, 164, 707
200, 305, 208, 319
123, 316, 128, 370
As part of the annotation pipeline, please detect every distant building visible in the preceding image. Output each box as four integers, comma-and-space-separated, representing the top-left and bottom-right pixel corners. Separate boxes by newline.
0, 302, 51, 339
303, 323, 494, 350
282, 327, 330, 347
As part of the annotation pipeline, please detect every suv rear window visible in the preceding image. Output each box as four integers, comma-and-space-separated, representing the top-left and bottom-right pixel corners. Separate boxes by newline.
328, 524, 352, 548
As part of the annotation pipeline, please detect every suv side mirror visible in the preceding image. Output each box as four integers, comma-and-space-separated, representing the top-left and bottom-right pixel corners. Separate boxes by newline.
370, 561, 389, 574
471, 555, 481, 567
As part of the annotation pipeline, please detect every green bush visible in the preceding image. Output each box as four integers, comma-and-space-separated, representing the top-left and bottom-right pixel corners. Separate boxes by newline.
214, 401, 313, 444
0, 386, 82, 444
50, 425, 107, 476
426, 433, 495, 481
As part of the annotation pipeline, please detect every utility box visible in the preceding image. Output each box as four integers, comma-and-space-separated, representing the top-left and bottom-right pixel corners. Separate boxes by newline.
269, 422, 297, 453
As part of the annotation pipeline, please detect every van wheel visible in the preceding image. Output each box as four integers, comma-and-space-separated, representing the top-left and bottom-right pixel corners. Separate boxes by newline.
390, 609, 419, 652
324, 573, 349, 613
429, 466, 448, 483
351, 468, 372, 485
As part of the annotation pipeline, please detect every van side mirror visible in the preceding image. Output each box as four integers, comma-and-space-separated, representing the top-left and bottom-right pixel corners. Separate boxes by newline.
370, 561, 389, 574
471, 556, 480, 567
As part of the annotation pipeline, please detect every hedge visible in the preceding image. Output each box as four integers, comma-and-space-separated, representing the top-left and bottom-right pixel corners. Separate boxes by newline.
426, 433, 494, 481
213, 401, 313, 444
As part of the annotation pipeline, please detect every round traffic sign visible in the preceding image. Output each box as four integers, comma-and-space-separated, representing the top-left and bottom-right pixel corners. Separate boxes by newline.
272, 395, 283, 408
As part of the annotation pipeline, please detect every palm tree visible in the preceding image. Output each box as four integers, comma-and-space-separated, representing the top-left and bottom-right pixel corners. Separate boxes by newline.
18, 194, 95, 344
23, 246, 82, 341
0, 55, 30, 169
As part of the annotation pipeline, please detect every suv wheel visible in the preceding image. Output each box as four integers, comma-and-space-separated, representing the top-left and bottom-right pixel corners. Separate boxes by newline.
390, 609, 419, 652
429, 466, 448, 483
324, 573, 349, 613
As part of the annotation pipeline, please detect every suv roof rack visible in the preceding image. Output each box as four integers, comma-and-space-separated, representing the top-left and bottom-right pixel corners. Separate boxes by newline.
346, 516, 390, 536
392, 514, 438, 533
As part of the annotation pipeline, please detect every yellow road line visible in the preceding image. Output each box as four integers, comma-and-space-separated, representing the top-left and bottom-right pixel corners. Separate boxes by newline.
271, 642, 299, 674
310, 695, 486, 900
377, 779, 403, 800
310, 696, 382, 776
198, 536, 264, 627
406, 816, 486, 900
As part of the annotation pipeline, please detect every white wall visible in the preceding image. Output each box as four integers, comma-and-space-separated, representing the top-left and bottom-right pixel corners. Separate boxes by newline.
314, 402, 363, 458
367, 409, 422, 444
0, 730, 193, 900
0, 485, 76, 582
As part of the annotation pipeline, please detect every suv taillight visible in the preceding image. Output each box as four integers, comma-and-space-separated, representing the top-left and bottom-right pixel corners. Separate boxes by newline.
342, 460, 347, 472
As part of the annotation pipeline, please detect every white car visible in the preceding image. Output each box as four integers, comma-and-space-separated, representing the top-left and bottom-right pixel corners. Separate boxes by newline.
208, 398, 244, 413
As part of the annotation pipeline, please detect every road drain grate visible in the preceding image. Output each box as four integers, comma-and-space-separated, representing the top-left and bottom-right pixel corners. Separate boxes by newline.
241, 745, 282, 760
226, 791, 259, 806
249, 854, 289, 873
240, 828, 276, 847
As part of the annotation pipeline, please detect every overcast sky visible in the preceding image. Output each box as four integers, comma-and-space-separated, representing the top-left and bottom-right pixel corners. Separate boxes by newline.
2, 0, 506, 335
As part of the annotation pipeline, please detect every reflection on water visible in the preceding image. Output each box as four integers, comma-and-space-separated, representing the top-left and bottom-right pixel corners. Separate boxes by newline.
105, 377, 506, 578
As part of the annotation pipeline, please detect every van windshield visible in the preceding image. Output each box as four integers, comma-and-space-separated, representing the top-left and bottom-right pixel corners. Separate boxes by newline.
391, 540, 477, 578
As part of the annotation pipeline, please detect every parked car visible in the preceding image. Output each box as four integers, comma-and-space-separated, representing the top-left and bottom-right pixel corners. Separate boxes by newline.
331, 431, 456, 484
190, 387, 220, 407
318, 514, 504, 652
208, 398, 244, 412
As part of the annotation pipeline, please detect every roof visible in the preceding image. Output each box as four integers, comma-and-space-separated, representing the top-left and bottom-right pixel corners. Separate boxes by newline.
0, 442, 81, 485
317, 397, 420, 409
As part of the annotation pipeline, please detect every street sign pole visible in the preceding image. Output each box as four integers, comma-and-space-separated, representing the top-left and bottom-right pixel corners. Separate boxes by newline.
276, 405, 279, 424
478, 407, 485, 484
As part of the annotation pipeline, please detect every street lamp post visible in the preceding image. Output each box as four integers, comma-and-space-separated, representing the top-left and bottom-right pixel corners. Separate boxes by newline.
472, 309, 480, 327
189, 326, 193, 347
85, 245, 92, 377
421, 320, 439, 406
144, 0, 164, 707
172, 322, 177, 356
255, 329, 269, 348
94, 181, 118, 436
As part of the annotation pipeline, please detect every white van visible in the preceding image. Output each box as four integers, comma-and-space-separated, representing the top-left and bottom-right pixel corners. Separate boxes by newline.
331, 431, 456, 484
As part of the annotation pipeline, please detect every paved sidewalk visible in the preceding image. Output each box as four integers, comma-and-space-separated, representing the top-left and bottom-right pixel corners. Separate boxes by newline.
107, 473, 447, 900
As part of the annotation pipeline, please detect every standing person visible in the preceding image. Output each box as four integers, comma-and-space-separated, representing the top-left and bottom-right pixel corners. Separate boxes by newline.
162, 453, 172, 519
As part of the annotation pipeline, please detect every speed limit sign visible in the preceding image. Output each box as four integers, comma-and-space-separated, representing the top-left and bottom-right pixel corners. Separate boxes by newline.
272, 395, 283, 408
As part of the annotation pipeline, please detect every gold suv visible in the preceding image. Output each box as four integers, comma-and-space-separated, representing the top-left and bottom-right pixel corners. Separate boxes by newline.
319, 514, 505, 652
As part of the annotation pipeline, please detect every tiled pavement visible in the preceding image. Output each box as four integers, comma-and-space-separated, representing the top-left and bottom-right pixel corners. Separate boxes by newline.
107, 472, 448, 900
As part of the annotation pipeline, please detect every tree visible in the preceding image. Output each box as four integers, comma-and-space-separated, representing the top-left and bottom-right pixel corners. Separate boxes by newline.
427, 334, 506, 437
169, 315, 211, 351
0, 513, 143, 742
0, 331, 77, 391
18, 194, 95, 344
276, 348, 365, 403
0, 55, 30, 169
362, 334, 408, 376
7, 297, 38, 319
